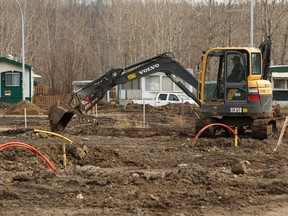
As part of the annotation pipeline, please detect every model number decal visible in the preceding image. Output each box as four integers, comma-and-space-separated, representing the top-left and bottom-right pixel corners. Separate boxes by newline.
139, 64, 159, 75
230, 107, 242, 113
127, 73, 137, 80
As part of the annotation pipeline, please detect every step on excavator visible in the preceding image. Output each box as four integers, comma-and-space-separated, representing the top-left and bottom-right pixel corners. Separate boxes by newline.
49, 37, 279, 139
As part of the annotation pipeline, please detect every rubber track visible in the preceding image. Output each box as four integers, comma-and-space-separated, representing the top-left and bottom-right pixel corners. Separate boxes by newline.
251, 119, 270, 140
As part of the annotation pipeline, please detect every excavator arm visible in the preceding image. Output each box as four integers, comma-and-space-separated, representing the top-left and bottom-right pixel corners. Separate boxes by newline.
259, 36, 272, 80
49, 52, 200, 132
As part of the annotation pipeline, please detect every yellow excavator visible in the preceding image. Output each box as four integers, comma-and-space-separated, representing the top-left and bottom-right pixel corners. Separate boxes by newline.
49, 37, 277, 139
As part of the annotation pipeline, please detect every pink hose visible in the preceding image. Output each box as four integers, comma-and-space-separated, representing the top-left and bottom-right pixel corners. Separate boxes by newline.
192, 123, 237, 147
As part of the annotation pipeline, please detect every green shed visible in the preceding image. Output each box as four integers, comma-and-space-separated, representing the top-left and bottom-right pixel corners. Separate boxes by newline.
0, 55, 37, 103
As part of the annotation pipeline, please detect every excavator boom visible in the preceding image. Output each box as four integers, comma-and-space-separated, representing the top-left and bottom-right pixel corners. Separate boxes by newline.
49, 52, 200, 131
49, 39, 275, 140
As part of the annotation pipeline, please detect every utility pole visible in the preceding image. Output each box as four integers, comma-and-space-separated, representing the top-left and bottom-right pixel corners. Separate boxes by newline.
15, 0, 25, 100
250, 0, 254, 47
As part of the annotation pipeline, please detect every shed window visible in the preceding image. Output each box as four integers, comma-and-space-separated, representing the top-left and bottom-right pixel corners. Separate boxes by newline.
6, 73, 20, 86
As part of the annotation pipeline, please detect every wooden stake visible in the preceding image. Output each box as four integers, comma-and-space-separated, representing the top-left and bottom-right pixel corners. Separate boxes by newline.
62, 143, 67, 170
273, 116, 288, 152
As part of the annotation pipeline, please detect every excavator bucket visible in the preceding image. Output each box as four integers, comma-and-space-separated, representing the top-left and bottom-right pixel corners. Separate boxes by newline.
48, 106, 75, 132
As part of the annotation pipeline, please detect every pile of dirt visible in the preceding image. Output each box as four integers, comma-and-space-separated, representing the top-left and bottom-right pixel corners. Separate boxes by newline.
123, 103, 159, 112
97, 102, 160, 113
97, 101, 122, 112
160, 103, 200, 116
0, 102, 13, 115
4, 101, 47, 115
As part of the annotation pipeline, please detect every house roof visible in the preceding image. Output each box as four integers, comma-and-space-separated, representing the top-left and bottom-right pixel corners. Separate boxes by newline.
32, 73, 41, 78
0, 57, 32, 70
272, 72, 288, 78
72, 80, 93, 85
269, 65, 288, 73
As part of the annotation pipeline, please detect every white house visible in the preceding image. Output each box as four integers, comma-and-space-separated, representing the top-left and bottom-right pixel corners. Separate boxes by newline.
72, 71, 196, 104
270, 65, 288, 107
118, 71, 196, 103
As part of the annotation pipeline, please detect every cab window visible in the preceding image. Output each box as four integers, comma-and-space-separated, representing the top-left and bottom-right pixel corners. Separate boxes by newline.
226, 54, 245, 82
252, 53, 261, 75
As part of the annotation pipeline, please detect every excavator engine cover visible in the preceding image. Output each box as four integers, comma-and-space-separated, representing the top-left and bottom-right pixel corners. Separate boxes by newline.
48, 107, 75, 132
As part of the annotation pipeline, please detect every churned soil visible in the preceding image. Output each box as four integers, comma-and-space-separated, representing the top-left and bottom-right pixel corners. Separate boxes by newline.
1, 101, 288, 216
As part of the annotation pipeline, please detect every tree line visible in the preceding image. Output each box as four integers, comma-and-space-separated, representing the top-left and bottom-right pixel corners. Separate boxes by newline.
0, 0, 287, 94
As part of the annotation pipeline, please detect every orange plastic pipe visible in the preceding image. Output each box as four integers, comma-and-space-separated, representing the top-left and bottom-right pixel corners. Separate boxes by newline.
0, 142, 56, 171
192, 123, 238, 147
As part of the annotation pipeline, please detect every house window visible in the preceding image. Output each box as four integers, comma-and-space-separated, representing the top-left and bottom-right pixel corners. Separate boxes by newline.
274, 79, 285, 89
145, 76, 160, 91
144, 74, 192, 92
6, 73, 20, 86
162, 76, 173, 91
122, 79, 140, 89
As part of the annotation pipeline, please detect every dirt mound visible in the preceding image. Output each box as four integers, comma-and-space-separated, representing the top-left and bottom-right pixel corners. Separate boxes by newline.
97, 102, 160, 113
0, 102, 13, 115
97, 101, 122, 112
6, 100, 46, 115
159, 103, 200, 116
123, 103, 159, 112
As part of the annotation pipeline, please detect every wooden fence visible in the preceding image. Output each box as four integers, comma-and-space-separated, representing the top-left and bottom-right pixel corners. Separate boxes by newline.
34, 86, 49, 96
32, 86, 68, 106
33, 95, 99, 115
32, 85, 116, 107
32, 95, 67, 106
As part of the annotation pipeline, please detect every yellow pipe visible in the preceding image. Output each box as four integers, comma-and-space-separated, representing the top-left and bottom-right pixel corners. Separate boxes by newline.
33, 129, 73, 170
234, 127, 238, 147
33, 129, 73, 144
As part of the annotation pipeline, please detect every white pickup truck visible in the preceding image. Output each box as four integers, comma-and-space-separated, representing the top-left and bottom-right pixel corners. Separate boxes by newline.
128, 93, 196, 107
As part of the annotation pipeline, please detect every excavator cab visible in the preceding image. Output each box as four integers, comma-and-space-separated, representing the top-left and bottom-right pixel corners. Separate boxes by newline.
202, 50, 247, 102
200, 47, 272, 118
194, 46, 274, 138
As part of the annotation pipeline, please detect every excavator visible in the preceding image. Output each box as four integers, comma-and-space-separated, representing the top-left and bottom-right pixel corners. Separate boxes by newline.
49, 38, 277, 139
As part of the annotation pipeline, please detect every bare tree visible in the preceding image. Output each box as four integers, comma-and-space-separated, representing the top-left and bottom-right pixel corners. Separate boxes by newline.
0, 0, 287, 94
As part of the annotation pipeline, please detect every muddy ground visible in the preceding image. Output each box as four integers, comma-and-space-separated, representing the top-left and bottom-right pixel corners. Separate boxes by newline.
1, 101, 288, 216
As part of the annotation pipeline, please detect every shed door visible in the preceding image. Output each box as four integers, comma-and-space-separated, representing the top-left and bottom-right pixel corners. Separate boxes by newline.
1, 71, 22, 103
